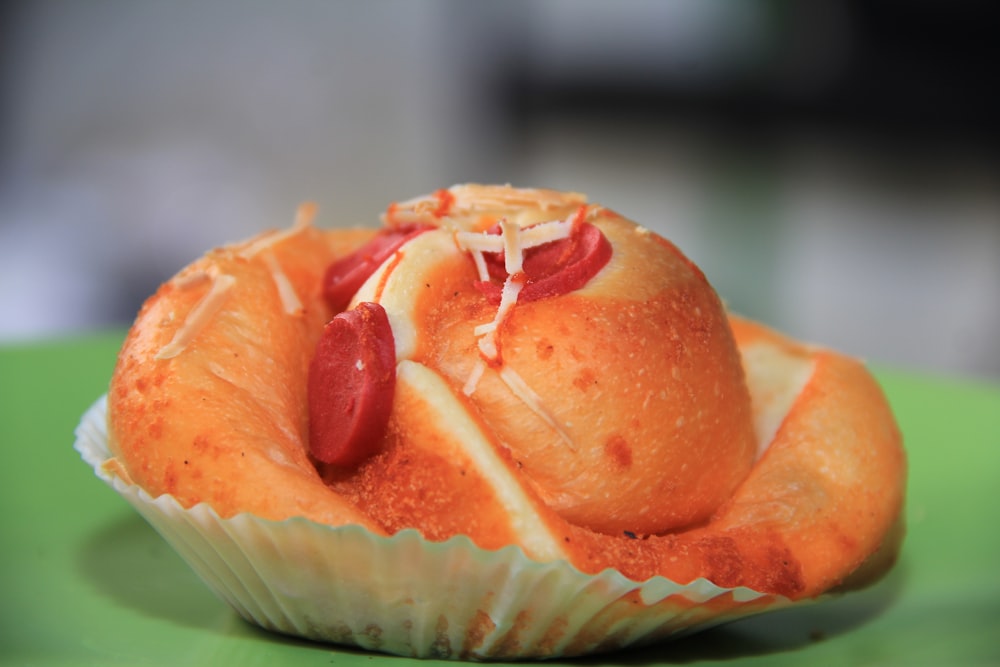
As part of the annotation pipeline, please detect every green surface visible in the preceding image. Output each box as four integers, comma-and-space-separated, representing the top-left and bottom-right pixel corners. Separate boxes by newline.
1, 332, 998, 665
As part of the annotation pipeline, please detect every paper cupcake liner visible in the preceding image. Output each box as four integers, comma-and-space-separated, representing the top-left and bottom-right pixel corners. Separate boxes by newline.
75, 396, 790, 660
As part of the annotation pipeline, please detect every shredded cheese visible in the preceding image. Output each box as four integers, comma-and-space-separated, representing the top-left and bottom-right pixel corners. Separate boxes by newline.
453, 230, 505, 253
498, 365, 576, 450
469, 248, 490, 282
459, 211, 582, 364
155, 273, 236, 360
475, 273, 528, 340
452, 211, 578, 295
383, 184, 588, 229
462, 359, 487, 396
444, 197, 590, 450
500, 220, 522, 274
238, 202, 316, 259
474, 276, 523, 340
519, 218, 574, 247
173, 270, 211, 290
262, 251, 303, 315
451, 184, 586, 213
453, 217, 573, 256
472, 222, 526, 363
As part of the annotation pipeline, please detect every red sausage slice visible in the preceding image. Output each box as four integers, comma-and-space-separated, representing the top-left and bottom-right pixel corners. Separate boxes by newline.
308, 302, 396, 466
323, 224, 432, 313
475, 222, 612, 303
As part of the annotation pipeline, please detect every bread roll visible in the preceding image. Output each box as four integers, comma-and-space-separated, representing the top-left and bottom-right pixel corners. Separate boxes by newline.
106, 185, 906, 602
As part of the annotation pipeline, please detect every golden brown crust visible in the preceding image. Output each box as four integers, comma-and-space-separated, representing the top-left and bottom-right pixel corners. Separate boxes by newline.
410, 210, 757, 535
721, 318, 906, 594
321, 317, 904, 599
107, 221, 382, 529
106, 188, 905, 601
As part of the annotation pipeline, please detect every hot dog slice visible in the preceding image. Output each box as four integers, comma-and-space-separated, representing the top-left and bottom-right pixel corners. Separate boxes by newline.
475, 221, 612, 303
309, 302, 396, 466
323, 225, 432, 313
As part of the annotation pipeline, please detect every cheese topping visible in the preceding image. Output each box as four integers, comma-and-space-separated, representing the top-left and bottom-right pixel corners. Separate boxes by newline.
450, 184, 586, 214
500, 220, 523, 275
469, 246, 490, 283
262, 251, 303, 316
173, 269, 212, 290
384, 189, 455, 226
454, 230, 505, 253
156, 273, 237, 360
467, 221, 523, 364
456, 213, 578, 367
519, 218, 576, 247
475, 275, 524, 360
238, 202, 316, 259
498, 365, 575, 450
462, 359, 487, 396
383, 184, 588, 229
454, 229, 504, 283
450, 212, 589, 449
369, 194, 594, 450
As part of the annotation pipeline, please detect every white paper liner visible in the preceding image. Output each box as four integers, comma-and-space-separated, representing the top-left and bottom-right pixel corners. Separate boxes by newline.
74, 396, 791, 660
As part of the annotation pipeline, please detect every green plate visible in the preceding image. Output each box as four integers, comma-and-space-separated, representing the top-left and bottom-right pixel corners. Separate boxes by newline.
1, 332, 998, 665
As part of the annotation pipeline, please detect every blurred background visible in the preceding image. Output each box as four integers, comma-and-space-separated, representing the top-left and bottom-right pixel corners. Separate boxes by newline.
1, 0, 998, 378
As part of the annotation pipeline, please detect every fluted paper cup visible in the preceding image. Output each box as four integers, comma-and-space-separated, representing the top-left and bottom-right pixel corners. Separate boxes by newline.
75, 395, 790, 660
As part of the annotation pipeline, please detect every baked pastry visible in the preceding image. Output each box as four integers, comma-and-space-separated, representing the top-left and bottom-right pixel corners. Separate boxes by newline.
76, 185, 906, 659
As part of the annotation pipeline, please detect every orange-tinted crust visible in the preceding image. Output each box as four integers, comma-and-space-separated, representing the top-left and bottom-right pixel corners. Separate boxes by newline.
106, 188, 906, 602
318, 318, 904, 599
407, 211, 757, 536
533, 318, 906, 598
107, 221, 382, 529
